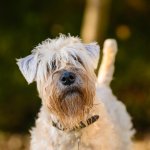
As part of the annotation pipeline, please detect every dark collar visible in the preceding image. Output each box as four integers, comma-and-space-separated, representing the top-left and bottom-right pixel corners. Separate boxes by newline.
52, 115, 99, 131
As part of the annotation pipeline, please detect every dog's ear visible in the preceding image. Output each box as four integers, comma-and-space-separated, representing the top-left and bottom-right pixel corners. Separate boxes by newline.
16, 54, 39, 84
85, 43, 100, 68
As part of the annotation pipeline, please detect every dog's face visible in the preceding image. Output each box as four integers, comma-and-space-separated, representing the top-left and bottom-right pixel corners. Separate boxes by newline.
17, 35, 100, 129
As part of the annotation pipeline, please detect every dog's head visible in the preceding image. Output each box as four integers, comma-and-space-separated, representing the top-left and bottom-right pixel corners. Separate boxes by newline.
17, 35, 100, 129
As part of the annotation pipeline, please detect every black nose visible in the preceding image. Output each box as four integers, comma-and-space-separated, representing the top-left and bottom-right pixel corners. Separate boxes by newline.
60, 71, 76, 86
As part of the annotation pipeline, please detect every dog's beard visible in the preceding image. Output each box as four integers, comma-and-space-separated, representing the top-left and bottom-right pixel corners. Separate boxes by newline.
60, 86, 86, 117
42, 69, 96, 129
46, 86, 95, 129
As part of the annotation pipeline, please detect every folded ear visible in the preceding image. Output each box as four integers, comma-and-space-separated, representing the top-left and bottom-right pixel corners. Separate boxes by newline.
84, 43, 100, 69
16, 54, 39, 84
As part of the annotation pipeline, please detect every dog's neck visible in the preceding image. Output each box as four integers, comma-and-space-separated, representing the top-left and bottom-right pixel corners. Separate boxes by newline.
41, 98, 100, 132
51, 115, 99, 131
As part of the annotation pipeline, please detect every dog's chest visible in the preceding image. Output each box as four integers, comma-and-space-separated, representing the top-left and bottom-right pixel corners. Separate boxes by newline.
49, 129, 93, 150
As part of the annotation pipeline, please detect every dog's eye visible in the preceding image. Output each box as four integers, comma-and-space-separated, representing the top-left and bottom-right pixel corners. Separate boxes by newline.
72, 55, 84, 66
77, 56, 84, 66
51, 60, 56, 70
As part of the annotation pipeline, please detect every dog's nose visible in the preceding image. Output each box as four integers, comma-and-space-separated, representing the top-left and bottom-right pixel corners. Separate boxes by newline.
60, 71, 76, 85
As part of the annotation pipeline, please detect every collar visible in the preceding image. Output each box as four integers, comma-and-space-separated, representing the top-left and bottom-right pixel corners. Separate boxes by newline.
52, 115, 99, 131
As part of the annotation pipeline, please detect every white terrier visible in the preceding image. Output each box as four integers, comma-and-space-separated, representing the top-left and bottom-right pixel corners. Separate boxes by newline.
17, 35, 134, 150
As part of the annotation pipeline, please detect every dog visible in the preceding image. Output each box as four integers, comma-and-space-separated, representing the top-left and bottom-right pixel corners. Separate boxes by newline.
17, 35, 134, 150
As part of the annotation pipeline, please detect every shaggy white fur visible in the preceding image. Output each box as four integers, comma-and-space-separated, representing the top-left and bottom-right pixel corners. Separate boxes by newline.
17, 35, 134, 150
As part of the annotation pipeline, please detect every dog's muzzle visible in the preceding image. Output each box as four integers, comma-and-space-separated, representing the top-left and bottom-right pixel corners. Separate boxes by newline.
60, 86, 83, 100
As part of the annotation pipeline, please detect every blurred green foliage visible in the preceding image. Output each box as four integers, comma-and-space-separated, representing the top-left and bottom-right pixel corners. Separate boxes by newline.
0, 0, 150, 133
109, 0, 150, 131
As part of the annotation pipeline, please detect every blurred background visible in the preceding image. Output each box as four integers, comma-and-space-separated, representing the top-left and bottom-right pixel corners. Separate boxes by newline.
0, 0, 150, 149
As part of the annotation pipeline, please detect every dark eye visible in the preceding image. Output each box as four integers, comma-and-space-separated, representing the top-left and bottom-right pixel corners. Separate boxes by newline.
76, 56, 84, 66
51, 60, 56, 70
72, 55, 84, 66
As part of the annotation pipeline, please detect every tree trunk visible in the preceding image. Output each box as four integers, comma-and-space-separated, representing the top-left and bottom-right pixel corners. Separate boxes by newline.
81, 0, 112, 43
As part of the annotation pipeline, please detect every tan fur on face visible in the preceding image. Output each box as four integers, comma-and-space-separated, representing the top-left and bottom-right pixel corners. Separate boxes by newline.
42, 66, 96, 129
